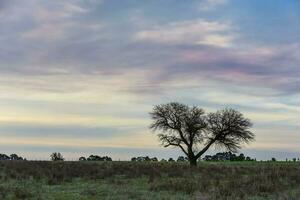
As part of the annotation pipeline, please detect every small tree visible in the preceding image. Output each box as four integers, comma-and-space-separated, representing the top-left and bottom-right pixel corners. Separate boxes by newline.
79, 156, 86, 161
86, 155, 112, 161
150, 102, 254, 166
177, 156, 187, 162
271, 157, 276, 162
50, 152, 64, 161
10, 154, 23, 160
237, 153, 245, 161
131, 157, 137, 161
151, 157, 158, 162
144, 156, 151, 162
0, 154, 10, 160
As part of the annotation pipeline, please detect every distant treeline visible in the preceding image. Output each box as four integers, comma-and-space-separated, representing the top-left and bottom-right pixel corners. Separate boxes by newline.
131, 153, 256, 162
79, 155, 112, 161
50, 152, 113, 161
1, 152, 299, 162
0, 153, 25, 161
131, 156, 188, 162
203, 152, 256, 162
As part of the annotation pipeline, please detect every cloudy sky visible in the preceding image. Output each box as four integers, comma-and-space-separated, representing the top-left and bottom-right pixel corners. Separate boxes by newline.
1, 0, 300, 160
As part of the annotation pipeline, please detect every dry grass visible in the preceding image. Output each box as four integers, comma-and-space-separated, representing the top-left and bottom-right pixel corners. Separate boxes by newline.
0, 161, 299, 199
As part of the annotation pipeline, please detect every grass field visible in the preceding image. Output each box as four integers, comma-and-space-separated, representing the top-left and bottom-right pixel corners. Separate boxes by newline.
0, 161, 300, 200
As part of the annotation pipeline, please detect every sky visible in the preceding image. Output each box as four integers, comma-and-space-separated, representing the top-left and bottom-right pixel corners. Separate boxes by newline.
1, 0, 300, 161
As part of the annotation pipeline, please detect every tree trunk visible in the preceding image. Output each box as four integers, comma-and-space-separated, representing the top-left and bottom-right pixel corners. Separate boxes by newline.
189, 157, 197, 167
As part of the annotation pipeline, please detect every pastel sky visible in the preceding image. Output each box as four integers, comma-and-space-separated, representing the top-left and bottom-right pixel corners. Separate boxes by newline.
1, 0, 300, 160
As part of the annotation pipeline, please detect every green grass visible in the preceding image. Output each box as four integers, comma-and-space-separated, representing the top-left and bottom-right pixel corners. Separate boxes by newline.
0, 161, 300, 199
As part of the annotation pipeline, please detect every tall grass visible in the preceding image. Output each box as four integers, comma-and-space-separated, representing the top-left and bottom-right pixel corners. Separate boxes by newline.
0, 161, 299, 199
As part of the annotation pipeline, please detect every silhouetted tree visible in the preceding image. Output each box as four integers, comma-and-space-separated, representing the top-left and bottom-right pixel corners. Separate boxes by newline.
86, 155, 112, 161
132, 156, 157, 162
203, 152, 255, 162
87, 155, 99, 161
150, 102, 254, 166
237, 153, 245, 161
105, 156, 112, 161
203, 155, 213, 161
10, 154, 23, 160
136, 157, 145, 162
50, 152, 64, 161
271, 157, 276, 162
131, 157, 137, 161
177, 156, 187, 162
0, 153, 10, 160
151, 157, 158, 162
229, 152, 237, 161
79, 156, 86, 161
144, 156, 151, 162
168, 158, 175, 162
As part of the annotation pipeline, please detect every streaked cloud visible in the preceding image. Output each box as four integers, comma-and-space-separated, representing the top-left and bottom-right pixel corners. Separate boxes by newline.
134, 19, 234, 47
198, 0, 228, 11
0, 0, 300, 160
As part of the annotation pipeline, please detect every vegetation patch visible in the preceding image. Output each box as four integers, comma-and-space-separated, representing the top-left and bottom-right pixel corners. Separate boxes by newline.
0, 161, 299, 199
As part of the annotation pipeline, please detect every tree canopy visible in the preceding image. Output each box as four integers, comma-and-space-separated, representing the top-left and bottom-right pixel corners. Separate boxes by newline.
150, 102, 254, 166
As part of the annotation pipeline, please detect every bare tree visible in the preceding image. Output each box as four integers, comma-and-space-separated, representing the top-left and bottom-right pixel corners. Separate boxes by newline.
150, 102, 254, 166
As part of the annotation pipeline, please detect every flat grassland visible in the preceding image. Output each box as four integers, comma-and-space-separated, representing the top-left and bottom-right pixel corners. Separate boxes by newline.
0, 161, 299, 200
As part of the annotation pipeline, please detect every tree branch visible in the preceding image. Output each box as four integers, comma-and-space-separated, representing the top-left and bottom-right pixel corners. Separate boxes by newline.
195, 138, 216, 159
165, 143, 188, 156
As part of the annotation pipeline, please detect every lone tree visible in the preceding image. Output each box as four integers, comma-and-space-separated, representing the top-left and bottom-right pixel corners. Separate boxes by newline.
50, 152, 64, 161
150, 102, 254, 166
